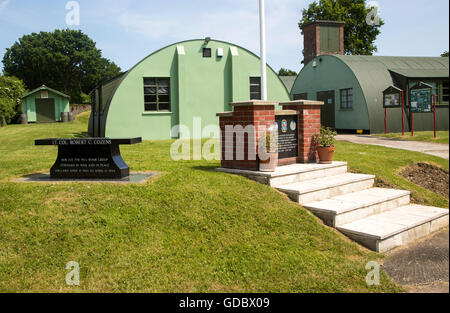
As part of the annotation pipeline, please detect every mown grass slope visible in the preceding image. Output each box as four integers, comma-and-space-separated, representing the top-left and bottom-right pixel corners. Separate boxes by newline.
2, 112, 440, 292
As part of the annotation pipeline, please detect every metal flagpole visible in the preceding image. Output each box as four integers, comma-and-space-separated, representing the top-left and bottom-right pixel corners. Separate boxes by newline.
433, 95, 437, 138
259, 0, 267, 100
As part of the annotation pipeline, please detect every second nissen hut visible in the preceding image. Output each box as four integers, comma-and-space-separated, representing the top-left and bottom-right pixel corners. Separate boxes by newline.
291, 21, 449, 134
89, 39, 290, 139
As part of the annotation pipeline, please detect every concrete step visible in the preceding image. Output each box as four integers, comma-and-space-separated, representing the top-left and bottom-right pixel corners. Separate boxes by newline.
304, 188, 411, 227
216, 162, 348, 187
276, 173, 375, 204
337, 204, 449, 252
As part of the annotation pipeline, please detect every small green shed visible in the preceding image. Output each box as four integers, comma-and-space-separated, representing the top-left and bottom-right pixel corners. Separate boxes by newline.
21, 85, 70, 123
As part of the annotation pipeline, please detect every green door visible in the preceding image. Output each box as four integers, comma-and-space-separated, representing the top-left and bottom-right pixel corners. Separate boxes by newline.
35, 98, 56, 123
317, 91, 335, 128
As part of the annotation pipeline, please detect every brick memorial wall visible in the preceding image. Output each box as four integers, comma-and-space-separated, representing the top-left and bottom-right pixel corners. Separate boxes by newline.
280, 101, 323, 164
217, 100, 323, 171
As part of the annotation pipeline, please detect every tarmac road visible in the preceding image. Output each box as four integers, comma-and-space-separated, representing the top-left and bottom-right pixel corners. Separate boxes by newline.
383, 228, 449, 293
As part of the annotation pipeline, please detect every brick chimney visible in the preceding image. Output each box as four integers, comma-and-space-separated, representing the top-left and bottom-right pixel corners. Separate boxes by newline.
301, 20, 345, 65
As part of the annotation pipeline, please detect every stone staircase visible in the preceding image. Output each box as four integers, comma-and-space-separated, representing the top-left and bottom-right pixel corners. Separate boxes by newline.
218, 162, 449, 252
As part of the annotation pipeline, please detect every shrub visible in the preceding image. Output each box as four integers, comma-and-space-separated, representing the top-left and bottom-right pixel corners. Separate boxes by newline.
0, 75, 26, 124
314, 126, 337, 147
80, 92, 92, 105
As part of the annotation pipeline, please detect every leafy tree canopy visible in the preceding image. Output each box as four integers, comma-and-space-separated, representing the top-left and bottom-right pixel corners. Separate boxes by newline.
278, 68, 298, 76
299, 0, 384, 55
2, 29, 121, 103
0, 75, 26, 124
441, 51, 449, 57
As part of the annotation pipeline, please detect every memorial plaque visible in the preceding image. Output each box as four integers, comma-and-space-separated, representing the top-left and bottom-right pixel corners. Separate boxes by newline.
275, 115, 298, 159
35, 138, 142, 179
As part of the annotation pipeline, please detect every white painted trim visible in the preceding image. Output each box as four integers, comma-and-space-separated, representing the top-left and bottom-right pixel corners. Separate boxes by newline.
177, 45, 185, 55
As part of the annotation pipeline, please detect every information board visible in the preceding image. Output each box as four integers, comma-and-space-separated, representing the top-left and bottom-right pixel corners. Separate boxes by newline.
410, 85, 433, 113
382, 86, 402, 108
384, 93, 400, 107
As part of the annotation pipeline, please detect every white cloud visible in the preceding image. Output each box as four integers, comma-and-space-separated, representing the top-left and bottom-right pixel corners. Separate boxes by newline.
0, 0, 10, 12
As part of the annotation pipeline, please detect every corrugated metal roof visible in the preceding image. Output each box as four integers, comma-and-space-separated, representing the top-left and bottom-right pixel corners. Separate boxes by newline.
330, 55, 448, 132
334, 55, 449, 78
389, 68, 449, 78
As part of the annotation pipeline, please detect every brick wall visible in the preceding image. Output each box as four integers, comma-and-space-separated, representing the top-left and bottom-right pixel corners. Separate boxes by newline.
301, 21, 345, 65
218, 100, 323, 170
281, 102, 322, 163
218, 102, 275, 171
302, 22, 318, 66
70, 104, 92, 116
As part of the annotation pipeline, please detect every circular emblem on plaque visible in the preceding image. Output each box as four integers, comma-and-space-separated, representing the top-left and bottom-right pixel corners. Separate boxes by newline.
281, 120, 288, 133
290, 121, 297, 131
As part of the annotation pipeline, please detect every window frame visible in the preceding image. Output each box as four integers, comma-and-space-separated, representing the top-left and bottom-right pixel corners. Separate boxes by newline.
340, 88, 353, 109
439, 79, 449, 105
249, 77, 261, 100
143, 77, 171, 112
202, 48, 212, 58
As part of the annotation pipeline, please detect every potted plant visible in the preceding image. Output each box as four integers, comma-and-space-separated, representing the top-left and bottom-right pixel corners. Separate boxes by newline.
314, 126, 337, 164
259, 127, 278, 172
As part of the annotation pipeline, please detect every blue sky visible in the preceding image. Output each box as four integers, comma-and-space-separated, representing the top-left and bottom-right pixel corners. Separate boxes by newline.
0, 0, 448, 74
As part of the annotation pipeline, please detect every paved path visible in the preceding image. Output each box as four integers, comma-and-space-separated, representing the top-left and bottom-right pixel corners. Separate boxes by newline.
337, 135, 449, 160
383, 228, 449, 293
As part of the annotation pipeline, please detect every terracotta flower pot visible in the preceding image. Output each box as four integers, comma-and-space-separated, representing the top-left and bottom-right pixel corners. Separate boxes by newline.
317, 146, 335, 164
259, 152, 278, 172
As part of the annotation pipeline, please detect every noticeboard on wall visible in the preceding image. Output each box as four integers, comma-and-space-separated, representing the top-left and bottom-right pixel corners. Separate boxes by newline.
382, 86, 402, 108
410, 82, 433, 113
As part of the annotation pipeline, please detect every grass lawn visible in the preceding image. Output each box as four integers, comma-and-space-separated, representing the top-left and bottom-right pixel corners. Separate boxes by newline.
0, 112, 447, 293
374, 131, 450, 144
335, 142, 449, 209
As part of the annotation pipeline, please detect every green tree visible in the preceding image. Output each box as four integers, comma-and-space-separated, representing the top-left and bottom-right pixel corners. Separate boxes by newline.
278, 68, 298, 76
2, 29, 121, 103
441, 51, 449, 57
299, 0, 384, 55
0, 75, 26, 124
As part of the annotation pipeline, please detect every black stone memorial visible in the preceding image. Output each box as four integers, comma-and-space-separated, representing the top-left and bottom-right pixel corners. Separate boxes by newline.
35, 138, 142, 179
275, 115, 299, 159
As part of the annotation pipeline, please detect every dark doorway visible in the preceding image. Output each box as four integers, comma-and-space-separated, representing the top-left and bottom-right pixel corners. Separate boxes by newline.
317, 90, 335, 128
35, 98, 56, 123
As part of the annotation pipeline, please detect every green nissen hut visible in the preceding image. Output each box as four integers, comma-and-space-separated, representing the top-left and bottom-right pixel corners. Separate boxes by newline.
88, 39, 290, 139
292, 21, 449, 133
21, 85, 70, 123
